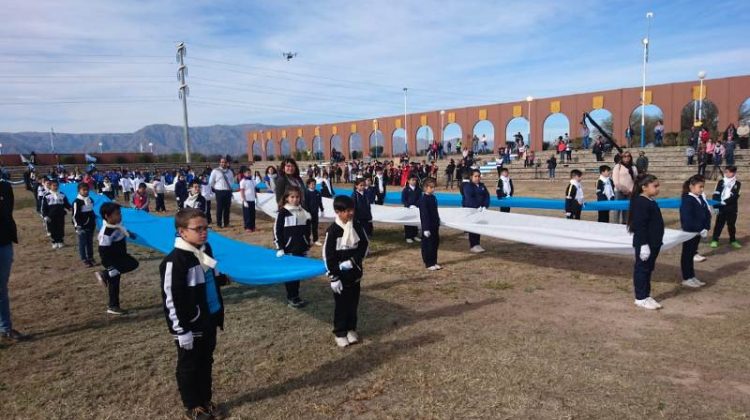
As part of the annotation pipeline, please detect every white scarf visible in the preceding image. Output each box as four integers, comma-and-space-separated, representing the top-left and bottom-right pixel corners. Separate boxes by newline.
599, 176, 615, 200
174, 237, 217, 271
721, 176, 736, 202
284, 203, 310, 225
76, 193, 93, 209
104, 221, 130, 237
184, 192, 200, 208
335, 215, 360, 249
570, 179, 584, 204
500, 176, 511, 197
376, 174, 384, 193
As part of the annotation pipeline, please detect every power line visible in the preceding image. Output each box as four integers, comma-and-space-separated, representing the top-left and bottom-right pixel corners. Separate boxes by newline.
191, 97, 362, 120
0, 98, 175, 105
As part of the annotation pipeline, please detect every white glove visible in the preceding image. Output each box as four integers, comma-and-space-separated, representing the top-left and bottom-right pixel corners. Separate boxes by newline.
720, 201, 727, 206
565, 212, 571, 217
424, 230, 431, 238
276, 250, 285, 258
177, 331, 194, 350
478, 207, 485, 212
75, 226, 83, 234
700, 229, 708, 238
639, 244, 651, 261
44, 216, 51, 222
409, 205, 417, 209
330, 280, 343, 294
319, 210, 325, 217
339, 260, 353, 271
243, 201, 249, 208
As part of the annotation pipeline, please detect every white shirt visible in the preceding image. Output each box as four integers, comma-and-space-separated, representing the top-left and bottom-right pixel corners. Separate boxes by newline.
209, 167, 234, 191
239, 178, 257, 202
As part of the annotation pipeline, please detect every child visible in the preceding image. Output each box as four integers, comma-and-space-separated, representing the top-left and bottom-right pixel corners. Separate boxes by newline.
323, 195, 369, 348
274, 186, 311, 309
495, 167, 514, 213
153, 176, 166, 212
101, 176, 115, 200
35, 177, 48, 215
200, 175, 214, 225
565, 169, 584, 220
627, 174, 664, 310
41, 179, 72, 249
239, 169, 256, 233
73, 182, 97, 267
462, 169, 490, 253
418, 178, 441, 270
352, 179, 373, 237
120, 175, 132, 203
374, 167, 387, 204
175, 174, 188, 210
132, 182, 150, 212
159, 208, 228, 420
710, 166, 742, 249
304, 178, 324, 245
320, 171, 335, 198
183, 180, 207, 216
95, 202, 139, 315
364, 177, 377, 205
401, 175, 422, 243
679, 175, 711, 288
596, 165, 615, 223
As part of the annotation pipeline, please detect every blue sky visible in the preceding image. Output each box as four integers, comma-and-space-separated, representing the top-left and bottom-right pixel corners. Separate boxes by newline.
1, 0, 748, 138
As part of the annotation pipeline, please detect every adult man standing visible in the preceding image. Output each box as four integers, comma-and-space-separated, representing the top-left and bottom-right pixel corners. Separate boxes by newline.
1, 177, 28, 342
208, 157, 234, 228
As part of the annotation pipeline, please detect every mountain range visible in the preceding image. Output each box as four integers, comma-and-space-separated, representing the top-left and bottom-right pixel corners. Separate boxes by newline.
0, 123, 275, 156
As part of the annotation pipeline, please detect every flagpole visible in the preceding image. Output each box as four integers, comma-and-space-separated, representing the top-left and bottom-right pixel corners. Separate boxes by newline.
640, 12, 653, 148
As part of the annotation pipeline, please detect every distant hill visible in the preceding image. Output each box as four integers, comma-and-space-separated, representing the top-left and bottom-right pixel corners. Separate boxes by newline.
0, 123, 275, 156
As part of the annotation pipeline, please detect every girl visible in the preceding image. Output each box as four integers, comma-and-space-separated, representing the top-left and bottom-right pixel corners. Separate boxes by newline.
274, 186, 311, 309
132, 183, 150, 212
183, 180, 207, 214
627, 174, 664, 310
679, 175, 711, 288
41, 179, 72, 249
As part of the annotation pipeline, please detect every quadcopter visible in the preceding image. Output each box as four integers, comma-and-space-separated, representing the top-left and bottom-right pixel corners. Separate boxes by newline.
282, 52, 297, 61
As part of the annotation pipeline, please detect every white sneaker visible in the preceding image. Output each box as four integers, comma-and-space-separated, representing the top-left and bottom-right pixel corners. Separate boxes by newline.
406, 238, 414, 244
693, 254, 707, 262
51, 243, 57, 249
413, 237, 421, 242
693, 278, 706, 286
346, 331, 359, 344
470, 245, 485, 253
334, 336, 349, 348
634, 297, 662, 310
427, 265, 440, 271
56, 243, 64, 248
434, 264, 442, 270
314, 241, 323, 246
682, 277, 703, 289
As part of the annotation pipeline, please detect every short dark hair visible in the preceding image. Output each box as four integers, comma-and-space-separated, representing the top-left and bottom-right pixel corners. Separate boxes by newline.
570, 169, 583, 177
423, 177, 437, 188
354, 179, 365, 186
500, 168, 509, 175
175, 208, 206, 229
138, 183, 147, 189
408, 174, 418, 180
306, 178, 316, 186
471, 169, 481, 176
599, 165, 611, 173
77, 182, 89, 191
100, 202, 121, 220
333, 195, 355, 212
725, 165, 737, 173
189, 180, 201, 187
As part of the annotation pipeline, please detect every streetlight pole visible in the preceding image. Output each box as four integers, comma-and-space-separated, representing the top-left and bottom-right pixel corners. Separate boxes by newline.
440, 110, 445, 157
641, 11, 653, 148
149, 142, 154, 154
372, 119, 378, 159
403, 88, 408, 155
98, 142, 103, 154
698, 70, 706, 122
0, 143, 3, 155
526, 96, 534, 149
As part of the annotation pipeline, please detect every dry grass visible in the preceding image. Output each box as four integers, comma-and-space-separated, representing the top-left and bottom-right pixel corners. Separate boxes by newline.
1, 180, 750, 419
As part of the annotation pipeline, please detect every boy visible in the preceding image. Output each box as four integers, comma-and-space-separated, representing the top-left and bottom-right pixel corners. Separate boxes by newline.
364, 177, 377, 205
200, 175, 214, 225
323, 195, 369, 348
495, 167, 514, 213
119, 175, 132, 203
184, 180, 207, 215
160, 208, 228, 420
95, 202, 139, 315
418, 178, 441, 270
132, 182, 150, 212
565, 169, 584, 220
41, 179, 72, 249
153, 175, 166, 212
73, 182, 97, 266
304, 178, 324, 245
351, 179, 373, 237
374, 167, 387, 204
401, 175, 422, 243
239, 169, 256, 233
175, 174, 188, 210
711, 165, 742, 249
595, 165, 615, 223
462, 169, 490, 253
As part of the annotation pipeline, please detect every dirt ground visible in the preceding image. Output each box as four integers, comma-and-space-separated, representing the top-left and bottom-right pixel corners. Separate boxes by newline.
1, 179, 749, 419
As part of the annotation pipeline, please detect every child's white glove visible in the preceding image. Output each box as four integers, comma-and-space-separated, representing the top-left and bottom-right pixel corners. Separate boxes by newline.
243, 201, 248, 208
44, 216, 50, 222
75, 226, 83, 235
339, 260, 353, 271
330, 280, 343, 294
424, 230, 431, 238
276, 250, 285, 258
639, 244, 651, 261
177, 332, 194, 350
700, 229, 708, 238
409, 205, 417, 209
565, 212, 571, 217
478, 207, 486, 212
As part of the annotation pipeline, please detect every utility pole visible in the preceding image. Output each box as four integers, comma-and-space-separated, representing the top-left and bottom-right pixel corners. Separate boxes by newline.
176, 42, 192, 163
49, 127, 56, 152
403, 88, 408, 155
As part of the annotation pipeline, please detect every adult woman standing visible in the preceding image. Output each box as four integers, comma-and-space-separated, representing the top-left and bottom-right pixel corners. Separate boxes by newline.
613, 151, 638, 224
274, 158, 306, 206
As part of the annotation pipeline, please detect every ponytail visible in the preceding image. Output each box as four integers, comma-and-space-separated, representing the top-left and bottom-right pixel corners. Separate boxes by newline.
682, 174, 705, 195
627, 173, 659, 233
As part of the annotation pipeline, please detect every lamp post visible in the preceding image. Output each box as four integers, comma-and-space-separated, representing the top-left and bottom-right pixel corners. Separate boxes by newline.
403, 87, 408, 155
372, 119, 378, 159
149, 142, 154, 154
0, 143, 3, 155
641, 11, 653, 147
698, 70, 706, 122
98, 142, 103, 154
440, 110, 445, 155
526, 96, 534, 149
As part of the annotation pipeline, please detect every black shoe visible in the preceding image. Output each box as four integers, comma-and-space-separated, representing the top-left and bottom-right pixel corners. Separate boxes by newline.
84, 260, 94, 268
106, 307, 127, 315
183, 407, 212, 420
204, 402, 225, 420
1, 329, 30, 342
287, 298, 308, 309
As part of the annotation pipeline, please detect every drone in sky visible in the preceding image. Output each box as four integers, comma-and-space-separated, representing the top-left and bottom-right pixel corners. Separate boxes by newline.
282, 52, 297, 61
